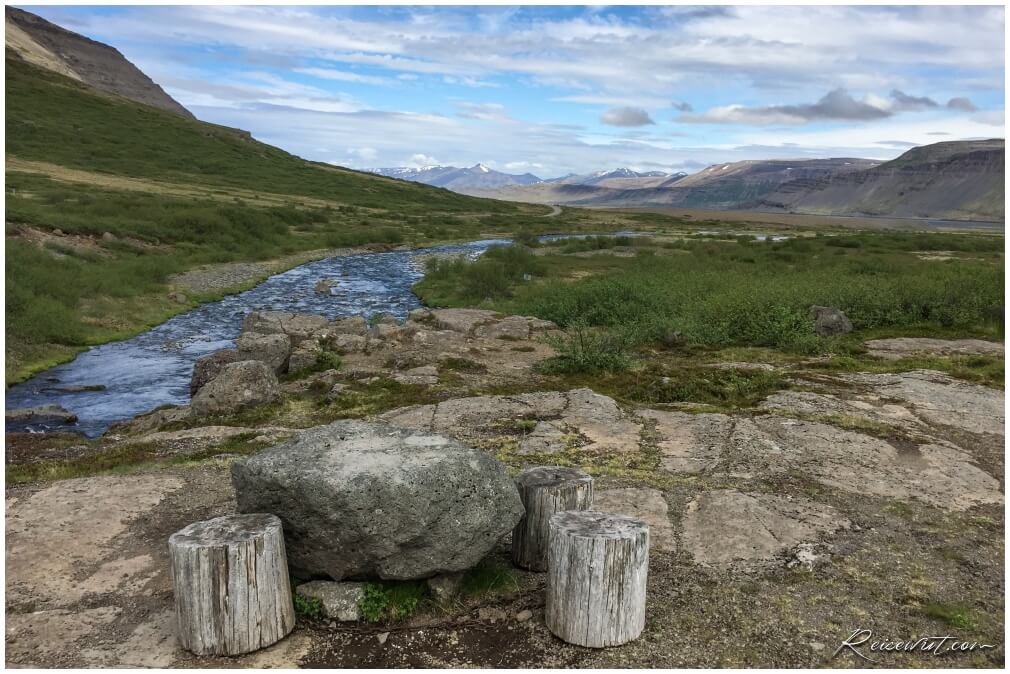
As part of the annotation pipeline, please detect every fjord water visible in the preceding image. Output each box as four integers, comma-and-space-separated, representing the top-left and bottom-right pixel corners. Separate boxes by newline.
5, 239, 512, 437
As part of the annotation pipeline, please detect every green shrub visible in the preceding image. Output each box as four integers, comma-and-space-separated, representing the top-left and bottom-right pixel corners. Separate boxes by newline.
315, 350, 342, 371
293, 593, 324, 619
538, 323, 635, 374
359, 581, 427, 622
461, 556, 520, 597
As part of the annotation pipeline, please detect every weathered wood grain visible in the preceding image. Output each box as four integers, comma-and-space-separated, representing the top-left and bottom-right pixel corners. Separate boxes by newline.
512, 466, 594, 571
169, 513, 295, 656
545, 510, 649, 648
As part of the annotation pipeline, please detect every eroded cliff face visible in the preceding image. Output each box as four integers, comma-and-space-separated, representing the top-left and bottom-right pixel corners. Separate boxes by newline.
759, 140, 1005, 221
5, 6, 193, 118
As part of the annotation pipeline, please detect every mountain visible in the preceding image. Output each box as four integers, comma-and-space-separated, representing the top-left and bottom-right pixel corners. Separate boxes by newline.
757, 140, 1004, 221
546, 169, 685, 188
470, 159, 873, 207
469, 146, 1003, 221
596, 158, 881, 209
368, 164, 543, 190
5, 6, 193, 118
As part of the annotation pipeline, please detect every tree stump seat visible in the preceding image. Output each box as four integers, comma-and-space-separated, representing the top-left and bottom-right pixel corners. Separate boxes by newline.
169, 513, 295, 656
511, 466, 594, 572
545, 510, 649, 648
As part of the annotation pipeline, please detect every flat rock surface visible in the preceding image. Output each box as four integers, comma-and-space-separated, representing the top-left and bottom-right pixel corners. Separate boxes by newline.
593, 488, 676, 552
295, 581, 365, 621
864, 337, 1003, 360
380, 388, 643, 454
731, 417, 1003, 511
639, 409, 733, 473
680, 489, 849, 567
840, 369, 1005, 436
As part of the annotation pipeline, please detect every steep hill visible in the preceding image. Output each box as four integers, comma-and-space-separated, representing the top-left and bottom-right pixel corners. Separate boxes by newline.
4, 41, 541, 383
758, 140, 1005, 221
6, 6, 193, 118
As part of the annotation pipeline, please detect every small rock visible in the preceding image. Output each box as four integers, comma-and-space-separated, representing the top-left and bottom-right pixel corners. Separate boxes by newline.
786, 543, 828, 571
101, 231, 116, 241
429, 308, 499, 335
427, 573, 465, 602
515, 609, 533, 622
327, 383, 349, 399
393, 365, 438, 386
314, 279, 337, 294
167, 291, 187, 304
477, 607, 508, 623
475, 316, 530, 341
376, 632, 389, 645
527, 317, 558, 332
295, 581, 365, 621
5, 404, 78, 424
809, 305, 853, 337
407, 308, 433, 323
52, 228, 63, 236
373, 323, 403, 340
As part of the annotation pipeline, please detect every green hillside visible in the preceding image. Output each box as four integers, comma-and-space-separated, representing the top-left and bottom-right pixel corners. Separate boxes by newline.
4, 56, 549, 383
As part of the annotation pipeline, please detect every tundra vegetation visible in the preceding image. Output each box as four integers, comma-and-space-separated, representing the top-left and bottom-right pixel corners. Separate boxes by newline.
415, 230, 1003, 385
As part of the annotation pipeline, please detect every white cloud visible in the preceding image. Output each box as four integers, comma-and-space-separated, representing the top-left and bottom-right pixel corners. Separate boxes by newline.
600, 106, 655, 127
294, 68, 391, 86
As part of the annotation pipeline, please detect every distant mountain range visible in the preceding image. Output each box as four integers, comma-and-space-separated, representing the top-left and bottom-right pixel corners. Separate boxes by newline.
366, 165, 685, 192
410, 141, 1003, 222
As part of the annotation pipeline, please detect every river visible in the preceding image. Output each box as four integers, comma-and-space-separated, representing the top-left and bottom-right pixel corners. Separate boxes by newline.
6, 238, 516, 437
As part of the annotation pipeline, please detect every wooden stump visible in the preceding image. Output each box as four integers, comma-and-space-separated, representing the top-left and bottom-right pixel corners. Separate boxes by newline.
169, 513, 295, 656
546, 510, 649, 648
512, 466, 594, 571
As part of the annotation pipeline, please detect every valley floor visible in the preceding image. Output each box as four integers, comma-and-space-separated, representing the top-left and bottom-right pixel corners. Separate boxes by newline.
5, 311, 1005, 667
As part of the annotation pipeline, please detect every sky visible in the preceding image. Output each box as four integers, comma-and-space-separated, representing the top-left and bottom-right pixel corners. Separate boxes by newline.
23, 3, 1006, 178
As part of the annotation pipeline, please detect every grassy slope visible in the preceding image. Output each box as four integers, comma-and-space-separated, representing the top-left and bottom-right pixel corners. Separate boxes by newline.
5, 56, 551, 383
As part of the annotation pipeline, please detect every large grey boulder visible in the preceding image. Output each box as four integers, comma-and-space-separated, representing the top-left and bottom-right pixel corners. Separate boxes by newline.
190, 349, 240, 396
237, 333, 292, 374
242, 311, 329, 345
809, 305, 853, 337
191, 360, 280, 416
231, 419, 524, 581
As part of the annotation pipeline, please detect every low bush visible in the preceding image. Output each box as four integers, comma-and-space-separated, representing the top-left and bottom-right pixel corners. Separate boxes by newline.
538, 323, 636, 374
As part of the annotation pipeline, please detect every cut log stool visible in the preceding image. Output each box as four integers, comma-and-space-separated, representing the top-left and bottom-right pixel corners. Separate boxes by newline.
169, 513, 295, 656
546, 511, 649, 648
512, 466, 594, 571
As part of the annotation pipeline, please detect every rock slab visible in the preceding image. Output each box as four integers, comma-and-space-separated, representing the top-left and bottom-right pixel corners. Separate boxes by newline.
231, 419, 525, 580
295, 581, 365, 621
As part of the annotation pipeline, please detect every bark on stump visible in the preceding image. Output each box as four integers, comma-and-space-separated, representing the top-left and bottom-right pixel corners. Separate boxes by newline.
169, 513, 295, 656
545, 510, 649, 648
512, 466, 594, 571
